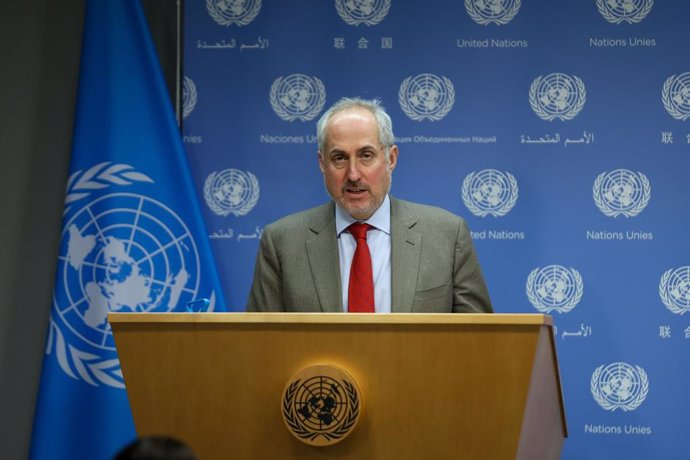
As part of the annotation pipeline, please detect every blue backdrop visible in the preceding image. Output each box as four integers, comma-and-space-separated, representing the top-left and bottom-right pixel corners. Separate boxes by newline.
182, 1, 690, 458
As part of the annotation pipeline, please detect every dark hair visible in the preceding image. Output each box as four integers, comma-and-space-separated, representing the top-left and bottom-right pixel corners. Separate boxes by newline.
113, 435, 197, 460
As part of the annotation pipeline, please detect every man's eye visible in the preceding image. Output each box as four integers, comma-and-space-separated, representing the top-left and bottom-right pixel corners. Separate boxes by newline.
332, 155, 346, 163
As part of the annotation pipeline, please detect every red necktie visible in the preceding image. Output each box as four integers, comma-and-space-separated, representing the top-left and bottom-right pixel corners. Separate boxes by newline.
348, 223, 375, 313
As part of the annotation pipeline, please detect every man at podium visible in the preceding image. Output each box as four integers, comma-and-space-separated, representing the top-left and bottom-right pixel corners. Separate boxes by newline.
247, 97, 492, 314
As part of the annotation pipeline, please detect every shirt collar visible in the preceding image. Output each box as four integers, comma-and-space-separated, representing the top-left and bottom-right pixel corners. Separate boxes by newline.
335, 194, 391, 237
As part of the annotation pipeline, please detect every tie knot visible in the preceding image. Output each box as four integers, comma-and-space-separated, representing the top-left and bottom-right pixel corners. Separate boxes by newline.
348, 222, 371, 240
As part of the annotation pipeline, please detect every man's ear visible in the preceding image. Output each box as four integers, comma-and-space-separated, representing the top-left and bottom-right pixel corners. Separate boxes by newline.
388, 145, 399, 171
318, 152, 325, 173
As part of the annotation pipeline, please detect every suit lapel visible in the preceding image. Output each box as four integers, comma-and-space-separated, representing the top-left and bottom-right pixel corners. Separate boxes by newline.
390, 198, 422, 312
305, 203, 342, 312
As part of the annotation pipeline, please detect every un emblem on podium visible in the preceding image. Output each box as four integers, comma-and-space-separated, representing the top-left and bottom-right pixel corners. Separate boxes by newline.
282, 365, 362, 446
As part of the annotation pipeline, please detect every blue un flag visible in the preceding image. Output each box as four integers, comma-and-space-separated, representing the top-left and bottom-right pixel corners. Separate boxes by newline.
29, 1, 226, 458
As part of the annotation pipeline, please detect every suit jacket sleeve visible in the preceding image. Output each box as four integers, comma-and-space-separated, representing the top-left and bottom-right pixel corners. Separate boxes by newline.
246, 225, 285, 312
452, 219, 493, 313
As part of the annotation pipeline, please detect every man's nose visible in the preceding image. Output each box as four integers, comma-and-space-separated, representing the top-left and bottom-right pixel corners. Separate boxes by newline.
345, 158, 362, 181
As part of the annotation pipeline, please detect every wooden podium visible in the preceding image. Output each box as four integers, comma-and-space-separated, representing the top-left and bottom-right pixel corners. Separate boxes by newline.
110, 313, 567, 459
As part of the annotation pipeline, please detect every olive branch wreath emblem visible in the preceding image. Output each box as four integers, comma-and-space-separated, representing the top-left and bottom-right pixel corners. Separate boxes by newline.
659, 268, 690, 315
461, 171, 518, 217
282, 379, 360, 443
591, 364, 649, 412
529, 74, 586, 121
592, 171, 650, 218
526, 267, 583, 314
49, 162, 153, 388
596, 0, 653, 25
465, 0, 521, 26
662, 73, 690, 121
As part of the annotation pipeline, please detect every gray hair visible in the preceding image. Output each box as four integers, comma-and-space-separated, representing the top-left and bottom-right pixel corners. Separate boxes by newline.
316, 97, 395, 157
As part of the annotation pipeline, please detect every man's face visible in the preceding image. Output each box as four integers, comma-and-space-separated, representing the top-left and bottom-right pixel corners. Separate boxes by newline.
318, 107, 398, 220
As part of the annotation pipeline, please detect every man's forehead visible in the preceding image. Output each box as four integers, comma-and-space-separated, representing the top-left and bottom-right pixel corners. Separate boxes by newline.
328, 106, 376, 125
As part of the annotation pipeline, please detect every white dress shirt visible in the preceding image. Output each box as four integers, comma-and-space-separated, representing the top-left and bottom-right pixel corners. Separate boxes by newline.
335, 195, 392, 313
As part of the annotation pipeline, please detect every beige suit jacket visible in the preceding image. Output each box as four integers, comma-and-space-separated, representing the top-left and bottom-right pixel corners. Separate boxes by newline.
246, 197, 492, 313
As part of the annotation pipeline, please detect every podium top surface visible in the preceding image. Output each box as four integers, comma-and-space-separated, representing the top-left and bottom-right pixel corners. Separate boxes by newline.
109, 312, 551, 326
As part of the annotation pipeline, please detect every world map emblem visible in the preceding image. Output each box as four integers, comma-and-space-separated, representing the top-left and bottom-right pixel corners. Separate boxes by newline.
526, 265, 583, 314
270, 74, 326, 122
461, 169, 518, 217
591, 362, 649, 412
282, 365, 362, 446
50, 162, 214, 388
659, 266, 690, 315
662, 72, 690, 121
593, 169, 650, 218
203, 168, 260, 217
465, 0, 521, 26
596, 0, 653, 24
529, 73, 586, 121
182, 76, 198, 119
206, 0, 262, 27
399, 73, 455, 121
335, 0, 390, 26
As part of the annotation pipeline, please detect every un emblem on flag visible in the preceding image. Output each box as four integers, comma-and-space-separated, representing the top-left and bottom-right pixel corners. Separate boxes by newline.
270, 74, 326, 122
529, 73, 586, 121
593, 169, 650, 218
335, 0, 391, 26
461, 169, 518, 217
465, 0, 521, 25
399, 73, 455, 121
526, 265, 583, 314
282, 365, 362, 447
596, 0, 653, 24
203, 169, 260, 217
662, 72, 690, 121
659, 266, 690, 315
50, 163, 212, 388
591, 362, 649, 412
206, 0, 262, 26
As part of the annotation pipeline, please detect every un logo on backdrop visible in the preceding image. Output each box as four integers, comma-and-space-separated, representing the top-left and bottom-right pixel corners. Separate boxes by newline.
204, 169, 259, 217
461, 169, 518, 217
529, 73, 586, 121
526, 265, 583, 314
596, 0, 653, 24
399, 74, 455, 121
465, 0, 521, 25
593, 169, 650, 218
52, 163, 209, 388
591, 362, 649, 412
662, 72, 690, 121
270, 74, 326, 122
206, 0, 262, 26
659, 266, 690, 315
335, 0, 390, 26
182, 76, 198, 119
